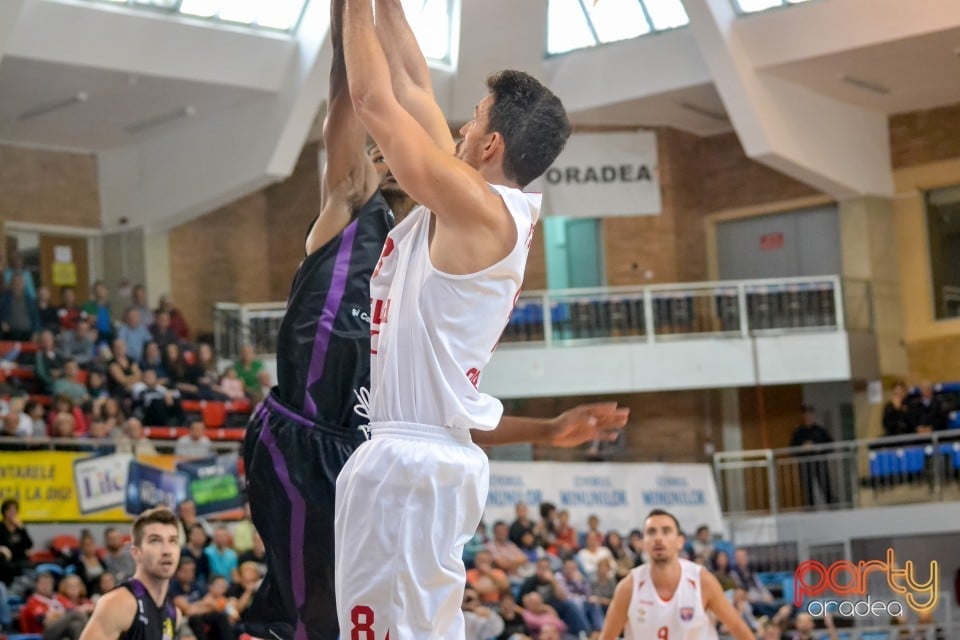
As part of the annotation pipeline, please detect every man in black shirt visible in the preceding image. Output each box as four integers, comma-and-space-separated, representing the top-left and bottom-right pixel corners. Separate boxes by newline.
789, 404, 835, 508
79, 507, 181, 640
908, 382, 947, 433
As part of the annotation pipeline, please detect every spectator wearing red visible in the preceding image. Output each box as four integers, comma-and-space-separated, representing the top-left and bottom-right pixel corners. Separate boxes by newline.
48, 395, 88, 436
20, 571, 85, 636
466, 549, 509, 605
554, 510, 579, 557
157, 295, 189, 341
57, 287, 83, 332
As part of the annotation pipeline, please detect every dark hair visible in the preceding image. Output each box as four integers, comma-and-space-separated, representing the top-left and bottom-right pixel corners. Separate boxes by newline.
539, 502, 556, 519
485, 70, 570, 187
1, 499, 18, 517
696, 525, 709, 535
132, 507, 178, 546
644, 509, 682, 535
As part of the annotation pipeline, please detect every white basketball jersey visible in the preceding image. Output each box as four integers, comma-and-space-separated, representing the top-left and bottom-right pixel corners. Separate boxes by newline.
625, 560, 718, 640
368, 184, 539, 431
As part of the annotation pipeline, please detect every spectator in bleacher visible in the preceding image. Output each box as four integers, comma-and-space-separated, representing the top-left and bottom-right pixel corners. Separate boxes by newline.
519, 557, 591, 637
3, 252, 36, 298
115, 417, 157, 456
554, 509, 578, 557
254, 369, 273, 404
691, 524, 715, 564
102, 526, 136, 582
130, 285, 155, 329
237, 531, 266, 579
585, 514, 602, 541
20, 570, 88, 639
1, 412, 27, 446
117, 308, 152, 363
82, 281, 114, 344
177, 499, 214, 547
157, 294, 190, 341
495, 592, 529, 640
487, 521, 529, 584
57, 287, 83, 333
234, 344, 264, 397
48, 395, 87, 436
181, 523, 212, 584
85, 420, 115, 454
2, 395, 33, 437
0, 499, 32, 586
229, 504, 255, 555
0, 580, 12, 632
26, 399, 48, 437
90, 571, 116, 602
576, 531, 614, 581
86, 370, 110, 408
519, 591, 568, 639
107, 337, 142, 398
509, 502, 538, 548
627, 529, 646, 567
758, 618, 784, 640
0, 273, 40, 341
466, 549, 509, 606
711, 550, 737, 591
58, 572, 95, 616
604, 531, 634, 580
462, 587, 506, 640
170, 557, 235, 640
52, 359, 89, 406
37, 286, 60, 334
96, 397, 126, 435
226, 561, 263, 622
133, 368, 184, 427
538, 502, 558, 549
59, 318, 97, 367
555, 557, 604, 634
788, 611, 838, 640
590, 557, 616, 615
789, 404, 836, 508
51, 412, 79, 441
883, 381, 912, 437
219, 366, 246, 401
189, 343, 229, 401
71, 530, 107, 594
204, 526, 238, 583
165, 342, 198, 399
150, 311, 180, 351
731, 548, 780, 619
463, 521, 489, 568
517, 530, 549, 569
140, 341, 169, 384
175, 421, 214, 458
35, 329, 65, 392
909, 381, 948, 433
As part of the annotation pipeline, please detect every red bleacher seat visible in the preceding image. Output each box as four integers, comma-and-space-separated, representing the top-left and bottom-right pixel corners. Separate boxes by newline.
28, 549, 56, 564
202, 402, 228, 428
0, 341, 37, 354
49, 534, 80, 557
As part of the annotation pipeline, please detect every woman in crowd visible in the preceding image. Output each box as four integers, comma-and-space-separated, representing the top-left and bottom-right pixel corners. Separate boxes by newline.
0, 499, 32, 586
71, 530, 107, 594
604, 531, 634, 579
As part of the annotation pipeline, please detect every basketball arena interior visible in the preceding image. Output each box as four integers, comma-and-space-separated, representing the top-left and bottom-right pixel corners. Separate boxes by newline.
0, 0, 959, 638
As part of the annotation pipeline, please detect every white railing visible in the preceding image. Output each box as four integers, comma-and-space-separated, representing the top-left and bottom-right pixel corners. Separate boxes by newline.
213, 275, 871, 360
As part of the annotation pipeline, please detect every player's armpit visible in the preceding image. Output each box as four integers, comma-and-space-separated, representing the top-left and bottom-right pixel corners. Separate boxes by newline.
701, 570, 755, 640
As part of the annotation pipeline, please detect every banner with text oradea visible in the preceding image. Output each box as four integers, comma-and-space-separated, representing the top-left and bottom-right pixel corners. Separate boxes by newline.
532, 131, 661, 218
484, 462, 724, 537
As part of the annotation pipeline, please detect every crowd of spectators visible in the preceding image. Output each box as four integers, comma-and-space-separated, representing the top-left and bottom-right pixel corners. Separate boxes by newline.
0, 498, 265, 640
0, 277, 273, 444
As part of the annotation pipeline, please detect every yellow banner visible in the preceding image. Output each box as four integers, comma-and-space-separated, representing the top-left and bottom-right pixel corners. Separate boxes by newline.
51, 262, 77, 287
0, 451, 127, 522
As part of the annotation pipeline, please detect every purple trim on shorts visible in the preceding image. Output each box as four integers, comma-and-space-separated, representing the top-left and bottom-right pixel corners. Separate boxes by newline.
303, 219, 358, 418
265, 393, 316, 429
257, 411, 308, 640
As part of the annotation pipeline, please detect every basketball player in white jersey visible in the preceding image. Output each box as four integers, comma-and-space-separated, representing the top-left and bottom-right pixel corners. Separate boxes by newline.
600, 510, 754, 640
335, 0, 572, 637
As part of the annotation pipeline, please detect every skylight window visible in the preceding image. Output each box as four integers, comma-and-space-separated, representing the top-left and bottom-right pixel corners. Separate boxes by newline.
547, 0, 689, 55
734, 0, 813, 14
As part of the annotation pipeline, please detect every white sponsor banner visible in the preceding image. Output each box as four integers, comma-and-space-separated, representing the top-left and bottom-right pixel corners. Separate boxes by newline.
73, 454, 133, 515
485, 462, 723, 537
534, 132, 661, 218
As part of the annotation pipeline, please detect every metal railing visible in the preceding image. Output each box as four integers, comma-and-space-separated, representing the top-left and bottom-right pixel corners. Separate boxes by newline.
714, 430, 960, 516
214, 275, 871, 359
0, 435, 241, 456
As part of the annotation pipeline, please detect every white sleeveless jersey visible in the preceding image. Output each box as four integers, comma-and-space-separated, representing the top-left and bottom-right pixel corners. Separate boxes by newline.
367, 184, 539, 431
625, 559, 718, 640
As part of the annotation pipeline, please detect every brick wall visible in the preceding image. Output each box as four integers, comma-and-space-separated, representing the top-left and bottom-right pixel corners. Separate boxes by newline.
0, 145, 101, 228
890, 103, 960, 170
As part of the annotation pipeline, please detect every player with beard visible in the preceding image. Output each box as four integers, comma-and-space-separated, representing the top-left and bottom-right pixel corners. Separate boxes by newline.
600, 509, 753, 640
80, 508, 181, 640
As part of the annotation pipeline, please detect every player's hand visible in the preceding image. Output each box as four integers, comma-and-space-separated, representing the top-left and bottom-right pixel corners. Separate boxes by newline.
548, 402, 629, 448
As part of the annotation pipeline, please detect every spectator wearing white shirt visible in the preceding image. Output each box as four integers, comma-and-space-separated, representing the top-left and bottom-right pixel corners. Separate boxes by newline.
175, 420, 213, 458
575, 531, 614, 580
1, 396, 33, 437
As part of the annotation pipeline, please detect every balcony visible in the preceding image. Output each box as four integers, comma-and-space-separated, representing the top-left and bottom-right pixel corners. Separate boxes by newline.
214, 274, 876, 398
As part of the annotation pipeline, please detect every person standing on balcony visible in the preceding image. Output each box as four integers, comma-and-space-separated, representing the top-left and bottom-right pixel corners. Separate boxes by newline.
882, 380, 912, 437
908, 381, 947, 433
789, 404, 836, 509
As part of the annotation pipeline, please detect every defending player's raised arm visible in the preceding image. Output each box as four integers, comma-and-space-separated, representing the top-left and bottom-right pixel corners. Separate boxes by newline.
307, 0, 381, 256
374, 0, 455, 154
343, 0, 504, 232
78, 588, 138, 640
598, 573, 633, 640
472, 402, 629, 448
701, 569, 755, 640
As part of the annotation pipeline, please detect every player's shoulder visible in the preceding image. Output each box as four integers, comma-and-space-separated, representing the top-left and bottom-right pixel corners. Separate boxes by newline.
93, 586, 138, 624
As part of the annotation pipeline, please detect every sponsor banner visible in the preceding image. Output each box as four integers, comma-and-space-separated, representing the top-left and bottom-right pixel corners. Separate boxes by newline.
0, 451, 243, 522
485, 462, 723, 536
534, 132, 661, 218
